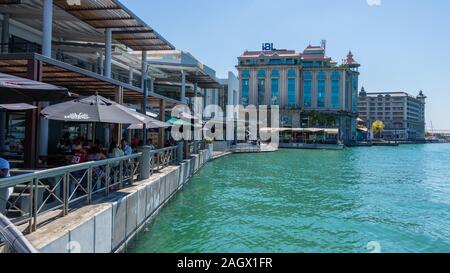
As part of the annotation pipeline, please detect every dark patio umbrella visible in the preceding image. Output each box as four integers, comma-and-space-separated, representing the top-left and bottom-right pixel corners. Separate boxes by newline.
42, 95, 152, 145
41, 95, 150, 124
0, 72, 77, 103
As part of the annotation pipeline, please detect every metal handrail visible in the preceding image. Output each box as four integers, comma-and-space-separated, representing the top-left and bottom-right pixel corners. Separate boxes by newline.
0, 213, 38, 253
0, 145, 185, 234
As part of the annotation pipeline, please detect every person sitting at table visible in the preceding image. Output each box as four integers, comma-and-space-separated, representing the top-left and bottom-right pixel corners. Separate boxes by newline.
70, 141, 87, 165
121, 139, 133, 156
108, 141, 124, 158
57, 133, 73, 154
0, 157, 12, 214
148, 139, 156, 150
87, 145, 106, 162
87, 146, 106, 187
131, 133, 139, 149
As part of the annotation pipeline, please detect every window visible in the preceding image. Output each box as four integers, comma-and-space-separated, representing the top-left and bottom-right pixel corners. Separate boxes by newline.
271, 69, 280, 77
317, 72, 326, 108
352, 76, 358, 111
331, 71, 340, 108
287, 78, 296, 107
271, 78, 279, 105
287, 69, 296, 77
257, 69, 266, 78
303, 80, 312, 107
241, 70, 250, 78
258, 79, 265, 105
269, 59, 282, 65
242, 79, 249, 106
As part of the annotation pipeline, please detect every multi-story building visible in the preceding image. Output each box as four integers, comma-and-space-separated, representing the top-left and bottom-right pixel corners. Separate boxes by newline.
0, 0, 220, 168
236, 43, 360, 144
358, 89, 427, 141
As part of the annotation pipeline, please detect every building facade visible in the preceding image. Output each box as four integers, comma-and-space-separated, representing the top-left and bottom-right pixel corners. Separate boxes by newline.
236, 43, 360, 144
358, 89, 427, 141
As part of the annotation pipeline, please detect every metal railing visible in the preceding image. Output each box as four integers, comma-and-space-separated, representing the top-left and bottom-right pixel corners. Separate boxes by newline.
0, 153, 142, 233
149, 146, 179, 174
185, 140, 207, 158
0, 145, 185, 234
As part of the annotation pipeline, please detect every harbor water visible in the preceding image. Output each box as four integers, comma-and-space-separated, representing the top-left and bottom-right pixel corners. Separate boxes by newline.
128, 144, 450, 253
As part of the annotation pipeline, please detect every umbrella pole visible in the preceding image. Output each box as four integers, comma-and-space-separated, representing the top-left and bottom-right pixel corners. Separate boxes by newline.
92, 122, 96, 146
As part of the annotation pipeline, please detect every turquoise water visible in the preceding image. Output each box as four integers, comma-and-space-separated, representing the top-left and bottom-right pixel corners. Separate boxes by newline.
129, 144, 450, 253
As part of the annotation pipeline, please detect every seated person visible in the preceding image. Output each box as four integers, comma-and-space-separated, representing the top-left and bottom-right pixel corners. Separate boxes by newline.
121, 139, 133, 156
70, 141, 87, 165
0, 157, 12, 214
108, 141, 124, 158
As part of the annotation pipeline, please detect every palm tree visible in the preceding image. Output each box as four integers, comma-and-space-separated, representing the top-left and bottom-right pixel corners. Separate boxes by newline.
371, 120, 385, 139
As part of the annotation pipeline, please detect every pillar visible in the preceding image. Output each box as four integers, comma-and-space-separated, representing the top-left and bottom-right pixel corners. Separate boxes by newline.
158, 99, 166, 148
104, 28, 112, 78
42, 0, 53, 57
97, 51, 104, 75
128, 68, 134, 85
181, 70, 186, 103
1, 14, 10, 53
38, 102, 49, 157
141, 50, 148, 145
24, 60, 42, 168
38, 0, 53, 158
139, 146, 152, 180
114, 87, 124, 143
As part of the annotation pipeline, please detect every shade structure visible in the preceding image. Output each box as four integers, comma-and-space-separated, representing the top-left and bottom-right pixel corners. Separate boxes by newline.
41, 95, 150, 125
128, 117, 171, 130
0, 72, 76, 103
0, 103, 37, 111
166, 116, 194, 127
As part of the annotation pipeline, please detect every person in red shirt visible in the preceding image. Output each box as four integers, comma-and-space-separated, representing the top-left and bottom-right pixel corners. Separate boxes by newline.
71, 141, 87, 165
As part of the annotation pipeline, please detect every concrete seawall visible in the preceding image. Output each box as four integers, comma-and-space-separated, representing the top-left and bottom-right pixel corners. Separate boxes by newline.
24, 148, 213, 253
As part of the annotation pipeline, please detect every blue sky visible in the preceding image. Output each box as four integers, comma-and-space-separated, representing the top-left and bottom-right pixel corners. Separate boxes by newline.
122, 0, 450, 129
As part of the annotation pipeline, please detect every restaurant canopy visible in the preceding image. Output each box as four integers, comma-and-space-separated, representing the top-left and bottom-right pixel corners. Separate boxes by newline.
127, 117, 171, 130
0, 0, 175, 51
0, 72, 76, 103
0, 103, 37, 111
260, 128, 340, 135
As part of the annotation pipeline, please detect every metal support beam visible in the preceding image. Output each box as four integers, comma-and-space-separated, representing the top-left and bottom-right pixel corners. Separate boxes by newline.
181, 70, 186, 103
41, 1, 52, 156
104, 28, 112, 78
141, 50, 148, 145
42, 0, 53, 57
1, 14, 10, 53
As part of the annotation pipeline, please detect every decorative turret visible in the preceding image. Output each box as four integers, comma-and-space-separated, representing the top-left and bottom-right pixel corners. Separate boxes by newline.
359, 86, 367, 97
342, 50, 360, 70
417, 90, 427, 103
345, 51, 358, 65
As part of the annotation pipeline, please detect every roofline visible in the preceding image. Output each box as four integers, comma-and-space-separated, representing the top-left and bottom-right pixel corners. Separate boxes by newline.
112, 0, 175, 51
0, 53, 183, 105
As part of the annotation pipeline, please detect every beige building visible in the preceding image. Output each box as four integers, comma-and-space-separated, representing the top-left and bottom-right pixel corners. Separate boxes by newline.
236, 43, 360, 144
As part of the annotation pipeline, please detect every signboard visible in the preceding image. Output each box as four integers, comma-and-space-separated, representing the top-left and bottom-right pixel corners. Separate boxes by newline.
262, 43, 275, 51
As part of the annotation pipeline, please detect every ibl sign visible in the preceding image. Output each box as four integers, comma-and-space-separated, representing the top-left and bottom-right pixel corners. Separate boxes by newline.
262, 43, 274, 51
